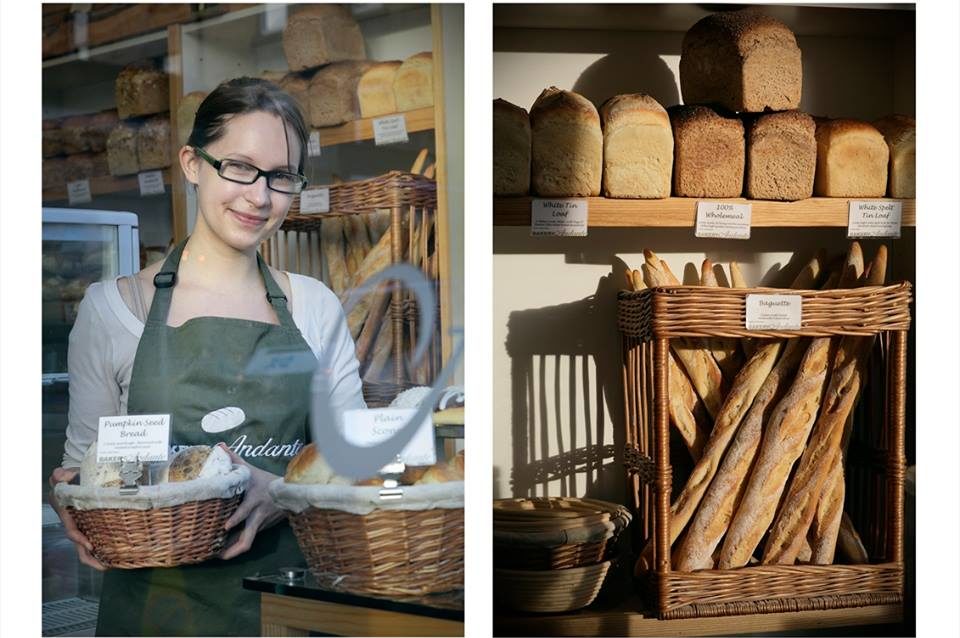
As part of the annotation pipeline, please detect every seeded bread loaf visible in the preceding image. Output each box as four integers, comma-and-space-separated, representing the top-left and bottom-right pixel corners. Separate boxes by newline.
530, 87, 602, 197
358, 61, 402, 118
115, 64, 169, 119
394, 52, 434, 111
600, 94, 673, 198
60, 115, 91, 155
137, 115, 171, 170
669, 105, 744, 198
64, 152, 110, 181
308, 60, 373, 127
680, 9, 802, 113
43, 119, 63, 158
813, 119, 889, 197
282, 4, 366, 72
493, 98, 531, 196
43, 157, 68, 189
746, 110, 816, 201
107, 121, 140, 176
872, 114, 915, 198
176, 91, 207, 147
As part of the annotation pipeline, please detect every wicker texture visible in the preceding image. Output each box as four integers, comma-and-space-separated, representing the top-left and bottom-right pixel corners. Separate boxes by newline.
289, 506, 464, 597
68, 495, 241, 568
494, 561, 611, 613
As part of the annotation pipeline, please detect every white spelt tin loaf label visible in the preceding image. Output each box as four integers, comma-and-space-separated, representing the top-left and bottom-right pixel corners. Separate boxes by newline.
847, 201, 902, 238
67, 179, 92, 204
373, 114, 409, 145
746, 294, 802, 331
695, 201, 752, 239
531, 199, 588, 237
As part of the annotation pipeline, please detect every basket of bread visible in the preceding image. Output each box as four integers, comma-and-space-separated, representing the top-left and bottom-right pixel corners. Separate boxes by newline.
269, 443, 464, 597
53, 443, 249, 568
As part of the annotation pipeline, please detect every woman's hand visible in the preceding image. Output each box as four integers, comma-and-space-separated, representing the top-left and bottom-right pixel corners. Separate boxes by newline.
48, 467, 108, 572
218, 443, 286, 560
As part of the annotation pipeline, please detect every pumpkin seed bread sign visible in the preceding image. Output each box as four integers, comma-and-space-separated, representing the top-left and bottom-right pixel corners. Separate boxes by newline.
97, 414, 171, 462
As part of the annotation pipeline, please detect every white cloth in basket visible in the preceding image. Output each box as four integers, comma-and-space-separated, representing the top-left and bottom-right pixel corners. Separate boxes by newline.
269, 479, 464, 516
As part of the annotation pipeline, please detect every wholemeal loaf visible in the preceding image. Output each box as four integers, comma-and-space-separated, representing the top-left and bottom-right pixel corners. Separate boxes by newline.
84, 110, 119, 153
680, 9, 802, 113
358, 61, 402, 118
394, 52, 434, 111
115, 64, 169, 119
43, 157, 68, 189
137, 115, 171, 170
176, 91, 207, 147
493, 98, 531, 196
308, 60, 373, 127
282, 4, 366, 72
107, 121, 140, 176
669, 105, 744, 197
872, 114, 915, 198
43, 119, 63, 158
530, 87, 602, 197
64, 152, 110, 182
746, 110, 816, 201
279, 73, 312, 122
167, 445, 232, 482
813, 119, 889, 197
60, 115, 90, 154
600, 94, 673, 198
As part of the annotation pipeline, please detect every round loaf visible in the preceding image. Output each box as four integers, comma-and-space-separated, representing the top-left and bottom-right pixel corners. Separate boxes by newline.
167, 445, 233, 482
285, 442, 350, 485
282, 5, 366, 72
530, 87, 602, 197
79, 441, 144, 488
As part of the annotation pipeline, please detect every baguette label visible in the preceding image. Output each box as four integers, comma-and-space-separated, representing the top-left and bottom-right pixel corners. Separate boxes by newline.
373, 114, 409, 146
307, 131, 322, 157
97, 414, 170, 463
138, 170, 165, 196
695, 202, 751, 239
847, 201, 902, 238
67, 179, 92, 205
299, 188, 330, 214
746, 295, 802, 330
531, 199, 588, 237
343, 408, 437, 467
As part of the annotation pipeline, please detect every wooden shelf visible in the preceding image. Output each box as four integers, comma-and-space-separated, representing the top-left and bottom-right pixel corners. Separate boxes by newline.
314, 107, 435, 148
493, 197, 917, 229
42, 169, 172, 203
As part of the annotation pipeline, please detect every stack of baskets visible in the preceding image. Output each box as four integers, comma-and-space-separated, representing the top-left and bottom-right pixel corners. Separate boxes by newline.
493, 497, 632, 613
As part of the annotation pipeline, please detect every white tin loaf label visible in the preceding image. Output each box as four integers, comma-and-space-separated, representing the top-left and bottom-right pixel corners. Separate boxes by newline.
343, 408, 437, 467
695, 201, 752, 239
97, 415, 171, 462
299, 188, 330, 214
67, 179, 92, 205
138, 170, 165, 196
373, 114, 409, 146
746, 294, 802, 331
847, 201, 902, 238
531, 199, 588, 237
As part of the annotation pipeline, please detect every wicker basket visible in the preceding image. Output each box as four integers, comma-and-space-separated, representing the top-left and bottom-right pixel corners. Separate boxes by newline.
618, 284, 911, 619
494, 561, 611, 613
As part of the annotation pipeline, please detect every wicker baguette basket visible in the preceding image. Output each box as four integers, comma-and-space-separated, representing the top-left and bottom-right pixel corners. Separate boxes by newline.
270, 479, 464, 597
53, 465, 249, 569
618, 283, 911, 620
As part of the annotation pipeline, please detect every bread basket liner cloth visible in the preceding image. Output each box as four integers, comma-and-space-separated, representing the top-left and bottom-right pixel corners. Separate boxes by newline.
493, 510, 632, 546
269, 479, 464, 515
54, 465, 250, 511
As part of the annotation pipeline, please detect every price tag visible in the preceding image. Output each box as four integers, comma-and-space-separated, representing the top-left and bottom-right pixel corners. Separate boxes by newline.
847, 201, 902, 238
138, 170, 165, 196
97, 415, 171, 463
343, 408, 437, 467
746, 294, 802, 331
307, 131, 322, 157
695, 201, 752, 239
531, 199, 588, 237
373, 114, 409, 146
299, 188, 330, 214
67, 179, 92, 204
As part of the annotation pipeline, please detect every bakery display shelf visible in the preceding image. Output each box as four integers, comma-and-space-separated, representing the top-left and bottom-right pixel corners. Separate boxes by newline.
314, 107, 435, 148
493, 197, 917, 228
42, 170, 172, 203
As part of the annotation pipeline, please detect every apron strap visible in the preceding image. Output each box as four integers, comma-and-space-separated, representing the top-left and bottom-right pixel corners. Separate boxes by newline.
256, 252, 298, 330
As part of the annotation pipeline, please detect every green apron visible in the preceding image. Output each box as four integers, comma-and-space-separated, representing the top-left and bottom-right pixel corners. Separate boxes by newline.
97, 239, 314, 636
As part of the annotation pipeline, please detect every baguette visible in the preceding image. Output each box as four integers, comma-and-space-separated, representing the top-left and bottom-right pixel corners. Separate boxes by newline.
700, 259, 744, 380
322, 217, 349, 295
807, 459, 844, 564
837, 512, 869, 563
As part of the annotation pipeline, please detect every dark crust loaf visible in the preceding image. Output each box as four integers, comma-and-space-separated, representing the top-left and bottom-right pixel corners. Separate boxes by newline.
494, 97, 528, 119
683, 9, 798, 55
669, 104, 745, 197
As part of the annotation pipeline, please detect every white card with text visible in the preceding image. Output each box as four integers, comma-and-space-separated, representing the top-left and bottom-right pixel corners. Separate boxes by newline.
299, 188, 330, 214
847, 200, 902, 238
530, 199, 589, 237
97, 415, 171, 463
746, 294, 802, 331
343, 408, 436, 467
138, 170, 165, 196
67, 179, 92, 205
695, 201, 752, 239
307, 131, 322, 157
373, 114, 409, 145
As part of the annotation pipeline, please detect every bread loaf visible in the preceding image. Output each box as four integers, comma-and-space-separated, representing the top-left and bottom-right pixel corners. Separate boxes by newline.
279, 73, 311, 122
284, 442, 350, 485
43, 119, 63, 158
358, 61, 402, 118
837, 512, 869, 563
79, 441, 144, 488
308, 60, 373, 127
176, 91, 207, 146
746, 110, 816, 201
43, 157, 68, 189
282, 4, 366, 72
84, 110, 119, 153
115, 64, 169, 119
813, 119, 889, 197
699, 259, 743, 381
394, 52, 434, 112
107, 121, 139, 176
669, 105, 744, 198
60, 115, 90, 154
680, 9, 802, 113
137, 115, 171, 170
167, 445, 232, 482
599, 94, 673, 198
807, 459, 844, 564
493, 98, 531, 196
64, 152, 110, 181
530, 87, 602, 197
872, 114, 915, 198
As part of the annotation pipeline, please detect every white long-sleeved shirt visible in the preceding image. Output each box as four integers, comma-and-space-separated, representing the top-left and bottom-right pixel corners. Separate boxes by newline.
63, 273, 365, 467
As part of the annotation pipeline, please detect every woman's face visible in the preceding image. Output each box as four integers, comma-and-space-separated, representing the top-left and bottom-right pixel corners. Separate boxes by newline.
184, 110, 302, 254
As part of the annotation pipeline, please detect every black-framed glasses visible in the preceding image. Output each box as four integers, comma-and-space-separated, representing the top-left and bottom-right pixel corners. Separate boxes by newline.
193, 146, 307, 194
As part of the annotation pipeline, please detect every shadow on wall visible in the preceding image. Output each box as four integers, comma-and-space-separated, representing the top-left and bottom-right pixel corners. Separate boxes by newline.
503, 258, 633, 502
572, 52, 679, 110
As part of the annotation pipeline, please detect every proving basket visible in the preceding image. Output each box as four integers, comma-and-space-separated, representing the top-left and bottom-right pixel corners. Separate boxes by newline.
494, 561, 612, 613
53, 465, 249, 569
270, 479, 464, 597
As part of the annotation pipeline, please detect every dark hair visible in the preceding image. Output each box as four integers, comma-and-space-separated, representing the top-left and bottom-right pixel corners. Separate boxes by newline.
187, 77, 309, 173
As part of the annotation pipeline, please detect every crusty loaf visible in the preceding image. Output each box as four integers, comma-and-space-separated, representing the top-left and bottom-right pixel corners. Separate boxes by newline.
60, 114, 90, 155
813, 119, 889, 197
137, 114, 171, 170
600, 94, 673, 198
176, 91, 207, 146
43, 119, 63, 158
394, 52, 434, 111
700, 259, 743, 381
308, 60, 373, 127
279, 73, 312, 122
282, 4, 366, 72
493, 98, 531, 196
64, 152, 110, 181
167, 445, 232, 482
107, 121, 139, 176
84, 110, 119, 153
530, 87, 602, 197
669, 105, 744, 198
837, 512, 869, 563
115, 64, 169, 119
43, 157, 68, 189
680, 9, 802, 113
807, 459, 844, 564
746, 110, 816, 201
358, 61, 402, 118
284, 442, 350, 485
873, 114, 915, 198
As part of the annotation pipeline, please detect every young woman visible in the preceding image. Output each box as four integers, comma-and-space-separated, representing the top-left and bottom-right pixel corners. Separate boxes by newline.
48, 77, 365, 636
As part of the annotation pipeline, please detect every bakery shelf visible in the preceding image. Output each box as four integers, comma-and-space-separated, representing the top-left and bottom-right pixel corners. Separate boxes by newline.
314, 107, 435, 148
493, 197, 916, 229
42, 170, 172, 203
